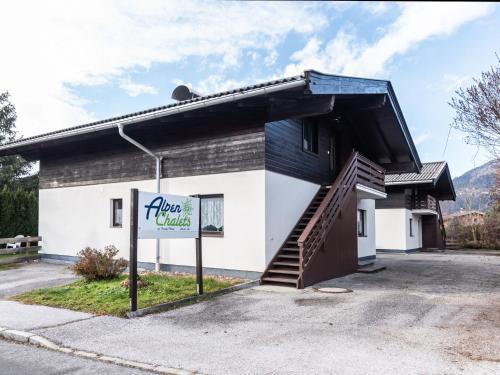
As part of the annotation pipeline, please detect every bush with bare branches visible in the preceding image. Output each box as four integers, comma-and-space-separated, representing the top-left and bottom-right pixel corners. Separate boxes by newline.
72, 245, 128, 281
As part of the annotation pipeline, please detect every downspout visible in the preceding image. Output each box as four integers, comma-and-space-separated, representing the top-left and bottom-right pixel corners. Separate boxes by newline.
118, 123, 163, 272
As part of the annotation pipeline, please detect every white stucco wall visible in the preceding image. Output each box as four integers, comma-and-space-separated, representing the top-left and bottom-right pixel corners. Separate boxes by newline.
357, 199, 376, 259
264, 171, 319, 263
39, 170, 266, 272
375, 208, 422, 251
375, 209, 407, 250
406, 211, 422, 250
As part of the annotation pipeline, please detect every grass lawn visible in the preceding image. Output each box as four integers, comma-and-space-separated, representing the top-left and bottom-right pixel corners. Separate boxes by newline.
11, 273, 242, 317
0, 251, 39, 260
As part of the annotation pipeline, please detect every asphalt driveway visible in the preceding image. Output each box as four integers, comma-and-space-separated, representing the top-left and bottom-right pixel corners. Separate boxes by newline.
0, 262, 76, 299
27, 252, 499, 375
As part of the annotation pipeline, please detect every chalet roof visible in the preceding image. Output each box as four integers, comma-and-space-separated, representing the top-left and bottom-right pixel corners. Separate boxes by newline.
385, 161, 456, 201
1, 75, 305, 149
0, 70, 421, 173
385, 161, 447, 185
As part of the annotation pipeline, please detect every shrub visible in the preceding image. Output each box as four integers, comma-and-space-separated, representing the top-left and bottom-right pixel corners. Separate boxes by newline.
482, 202, 500, 249
72, 245, 128, 281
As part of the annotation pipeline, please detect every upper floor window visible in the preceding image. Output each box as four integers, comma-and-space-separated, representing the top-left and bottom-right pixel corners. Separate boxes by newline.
201, 195, 224, 236
357, 209, 367, 237
302, 118, 319, 154
111, 199, 123, 227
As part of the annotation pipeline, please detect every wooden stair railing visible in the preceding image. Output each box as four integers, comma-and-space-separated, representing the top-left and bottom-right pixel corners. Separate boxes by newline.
261, 151, 385, 288
297, 151, 359, 287
261, 186, 330, 287
436, 201, 447, 248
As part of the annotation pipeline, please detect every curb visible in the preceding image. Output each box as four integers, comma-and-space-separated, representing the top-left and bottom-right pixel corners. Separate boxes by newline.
0, 326, 197, 375
127, 279, 260, 318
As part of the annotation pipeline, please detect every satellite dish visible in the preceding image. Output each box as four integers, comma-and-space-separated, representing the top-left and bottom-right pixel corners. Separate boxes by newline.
171, 85, 202, 101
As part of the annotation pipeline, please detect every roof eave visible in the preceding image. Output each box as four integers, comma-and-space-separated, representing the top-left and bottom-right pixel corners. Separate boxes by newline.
0, 77, 308, 155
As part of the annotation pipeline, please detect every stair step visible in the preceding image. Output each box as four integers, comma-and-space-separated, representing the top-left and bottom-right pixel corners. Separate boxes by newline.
278, 254, 300, 259
268, 269, 300, 276
262, 276, 297, 285
285, 241, 298, 246
273, 261, 299, 267
282, 247, 299, 252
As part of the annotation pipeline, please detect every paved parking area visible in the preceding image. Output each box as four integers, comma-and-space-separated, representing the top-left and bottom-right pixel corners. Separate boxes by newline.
0, 262, 76, 299
31, 252, 499, 375
0, 262, 91, 331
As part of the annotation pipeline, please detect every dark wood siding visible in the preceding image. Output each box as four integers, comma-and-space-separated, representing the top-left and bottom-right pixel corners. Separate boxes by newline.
375, 191, 411, 209
422, 215, 444, 249
265, 118, 331, 184
39, 122, 265, 189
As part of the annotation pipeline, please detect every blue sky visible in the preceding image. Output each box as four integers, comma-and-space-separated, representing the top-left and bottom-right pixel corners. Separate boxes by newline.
1, 1, 498, 176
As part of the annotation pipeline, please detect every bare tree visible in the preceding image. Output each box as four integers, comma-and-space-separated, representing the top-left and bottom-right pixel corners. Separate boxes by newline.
449, 55, 500, 157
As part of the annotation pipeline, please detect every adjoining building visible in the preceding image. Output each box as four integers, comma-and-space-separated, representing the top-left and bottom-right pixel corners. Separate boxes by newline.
443, 210, 485, 229
376, 162, 456, 252
1, 70, 450, 288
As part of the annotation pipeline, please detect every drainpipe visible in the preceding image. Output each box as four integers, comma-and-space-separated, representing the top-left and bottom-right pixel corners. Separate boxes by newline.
118, 123, 162, 272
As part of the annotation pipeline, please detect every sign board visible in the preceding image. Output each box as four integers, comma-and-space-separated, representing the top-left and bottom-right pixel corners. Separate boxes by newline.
138, 192, 200, 239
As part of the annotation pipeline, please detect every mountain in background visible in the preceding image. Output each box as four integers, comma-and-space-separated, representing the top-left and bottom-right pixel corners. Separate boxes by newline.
441, 159, 499, 215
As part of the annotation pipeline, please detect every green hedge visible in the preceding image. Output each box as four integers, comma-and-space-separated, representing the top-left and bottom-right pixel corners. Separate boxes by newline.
0, 187, 38, 238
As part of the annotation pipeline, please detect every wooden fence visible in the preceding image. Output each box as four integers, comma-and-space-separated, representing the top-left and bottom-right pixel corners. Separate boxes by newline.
0, 236, 42, 265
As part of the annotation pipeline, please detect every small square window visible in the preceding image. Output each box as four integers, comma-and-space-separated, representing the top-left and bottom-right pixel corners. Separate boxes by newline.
111, 199, 123, 227
357, 209, 367, 237
201, 195, 224, 236
302, 118, 319, 154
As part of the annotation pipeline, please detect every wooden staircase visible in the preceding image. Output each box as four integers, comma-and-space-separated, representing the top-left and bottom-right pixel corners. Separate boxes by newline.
261, 186, 330, 286
261, 151, 385, 288
446, 238, 460, 250
436, 202, 447, 249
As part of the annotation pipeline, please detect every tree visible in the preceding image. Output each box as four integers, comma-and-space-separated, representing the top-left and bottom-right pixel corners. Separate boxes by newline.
481, 202, 500, 249
0, 91, 33, 188
449, 55, 500, 158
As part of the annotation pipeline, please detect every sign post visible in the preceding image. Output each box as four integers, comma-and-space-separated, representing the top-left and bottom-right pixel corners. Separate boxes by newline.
194, 195, 203, 295
129, 190, 202, 313
129, 188, 138, 312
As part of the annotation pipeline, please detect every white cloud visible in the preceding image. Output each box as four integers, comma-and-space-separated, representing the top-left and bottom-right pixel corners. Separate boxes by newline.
440, 74, 471, 92
194, 75, 248, 95
284, 3, 493, 78
0, 0, 327, 137
264, 50, 279, 67
362, 2, 391, 16
119, 78, 158, 97
414, 130, 431, 145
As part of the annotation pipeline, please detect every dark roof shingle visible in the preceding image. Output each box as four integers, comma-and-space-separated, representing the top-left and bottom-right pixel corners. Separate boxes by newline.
2, 75, 305, 148
385, 161, 447, 185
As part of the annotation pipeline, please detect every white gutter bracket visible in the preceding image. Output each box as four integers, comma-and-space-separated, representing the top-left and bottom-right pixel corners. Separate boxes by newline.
118, 123, 163, 272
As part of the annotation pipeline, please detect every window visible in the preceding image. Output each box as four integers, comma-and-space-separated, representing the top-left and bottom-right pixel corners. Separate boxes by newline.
111, 199, 123, 227
357, 209, 366, 237
409, 218, 414, 237
302, 118, 319, 154
201, 195, 224, 236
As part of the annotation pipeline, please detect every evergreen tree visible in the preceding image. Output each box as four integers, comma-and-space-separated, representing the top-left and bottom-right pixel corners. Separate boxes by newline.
0, 91, 33, 188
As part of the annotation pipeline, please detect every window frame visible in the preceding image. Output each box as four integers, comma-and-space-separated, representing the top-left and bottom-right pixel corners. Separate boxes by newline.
110, 198, 123, 228
199, 194, 224, 238
357, 209, 367, 237
302, 118, 319, 155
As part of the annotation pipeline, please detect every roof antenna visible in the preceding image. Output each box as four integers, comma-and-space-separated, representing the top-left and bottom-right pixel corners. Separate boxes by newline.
171, 85, 202, 101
